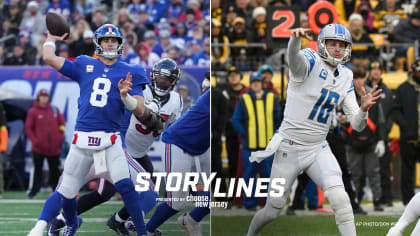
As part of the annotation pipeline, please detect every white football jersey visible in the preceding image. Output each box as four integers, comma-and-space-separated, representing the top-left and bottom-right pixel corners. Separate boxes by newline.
125, 86, 183, 157
279, 48, 360, 145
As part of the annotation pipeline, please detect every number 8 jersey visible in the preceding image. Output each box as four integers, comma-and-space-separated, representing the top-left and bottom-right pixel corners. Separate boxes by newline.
279, 38, 364, 146
59, 55, 149, 132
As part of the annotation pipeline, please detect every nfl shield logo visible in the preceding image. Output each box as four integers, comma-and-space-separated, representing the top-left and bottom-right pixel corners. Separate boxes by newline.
86, 65, 94, 72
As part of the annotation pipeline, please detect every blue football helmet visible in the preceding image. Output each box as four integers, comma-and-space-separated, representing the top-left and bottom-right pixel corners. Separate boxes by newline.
94, 24, 124, 59
317, 23, 352, 66
151, 58, 182, 97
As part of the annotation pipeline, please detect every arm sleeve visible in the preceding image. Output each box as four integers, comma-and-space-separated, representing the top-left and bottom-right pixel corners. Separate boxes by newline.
232, 99, 246, 137
287, 36, 310, 82
58, 56, 82, 81
342, 91, 368, 132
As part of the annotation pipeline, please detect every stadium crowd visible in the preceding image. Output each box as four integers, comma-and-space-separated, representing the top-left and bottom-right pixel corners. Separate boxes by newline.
0, 0, 210, 200
211, 0, 420, 215
0, 0, 210, 67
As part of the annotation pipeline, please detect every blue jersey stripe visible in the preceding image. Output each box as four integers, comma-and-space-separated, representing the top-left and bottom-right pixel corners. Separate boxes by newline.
302, 49, 316, 76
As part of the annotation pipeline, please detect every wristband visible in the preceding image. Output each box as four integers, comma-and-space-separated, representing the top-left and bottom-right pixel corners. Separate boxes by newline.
121, 94, 138, 111
43, 41, 56, 50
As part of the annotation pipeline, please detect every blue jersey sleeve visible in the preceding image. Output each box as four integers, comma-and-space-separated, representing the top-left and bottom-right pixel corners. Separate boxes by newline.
58, 56, 85, 82
129, 65, 149, 97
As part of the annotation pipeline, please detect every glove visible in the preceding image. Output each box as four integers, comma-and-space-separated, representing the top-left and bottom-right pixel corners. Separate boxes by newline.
249, 132, 282, 163
374, 140, 385, 157
145, 98, 160, 114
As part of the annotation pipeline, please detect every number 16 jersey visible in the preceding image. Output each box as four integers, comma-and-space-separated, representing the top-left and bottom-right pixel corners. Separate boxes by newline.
279, 48, 360, 146
59, 55, 149, 132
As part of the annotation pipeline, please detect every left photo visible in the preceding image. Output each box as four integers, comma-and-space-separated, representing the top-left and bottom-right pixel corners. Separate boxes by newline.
0, 0, 210, 235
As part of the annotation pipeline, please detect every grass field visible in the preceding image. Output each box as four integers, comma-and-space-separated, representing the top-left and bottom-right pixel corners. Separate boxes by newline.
0, 191, 210, 235
212, 215, 418, 236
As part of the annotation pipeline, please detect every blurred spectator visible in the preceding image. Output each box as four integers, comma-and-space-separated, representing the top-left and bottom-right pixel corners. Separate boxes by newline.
334, 0, 360, 26
357, 1, 374, 33
211, 0, 222, 21
211, 18, 229, 71
181, 47, 195, 65
127, 0, 146, 23
120, 40, 140, 64
193, 38, 210, 66
154, 29, 171, 58
167, 45, 181, 63
125, 31, 138, 48
19, 1, 46, 47
250, 6, 268, 61
392, 59, 420, 205
217, 66, 245, 180
348, 13, 377, 69
18, 30, 37, 65
148, 0, 169, 23
0, 102, 7, 199
251, 0, 268, 8
366, 61, 394, 207
191, 25, 204, 40
185, 8, 197, 32
45, 0, 72, 22
392, 12, 420, 44
347, 65, 385, 211
373, 0, 407, 34
113, 8, 132, 29
0, 19, 18, 50
4, 44, 26, 65
122, 18, 143, 42
172, 22, 190, 49
168, 0, 185, 25
57, 43, 70, 59
69, 19, 92, 46
222, 3, 237, 35
235, 0, 253, 22
259, 64, 279, 94
136, 41, 159, 67
187, 0, 202, 21
143, 30, 161, 60
177, 85, 195, 114
211, 85, 229, 201
70, 29, 94, 57
228, 17, 251, 58
136, 9, 152, 38
191, 38, 203, 55
5, 2, 22, 31
232, 71, 281, 210
25, 90, 65, 199
90, 8, 109, 32
269, 0, 288, 8
235, 48, 252, 71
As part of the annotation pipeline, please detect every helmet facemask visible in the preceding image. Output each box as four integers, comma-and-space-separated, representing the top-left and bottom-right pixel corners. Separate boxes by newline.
94, 36, 124, 59
317, 24, 352, 66
151, 70, 180, 97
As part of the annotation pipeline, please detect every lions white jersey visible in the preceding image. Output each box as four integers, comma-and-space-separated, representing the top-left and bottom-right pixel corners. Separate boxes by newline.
125, 86, 183, 157
279, 46, 361, 146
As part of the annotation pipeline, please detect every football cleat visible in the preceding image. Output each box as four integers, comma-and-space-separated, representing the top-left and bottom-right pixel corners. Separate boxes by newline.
47, 217, 65, 236
107, 213, 132, 236
62, 216, 82, 236
177, 213, 202, 236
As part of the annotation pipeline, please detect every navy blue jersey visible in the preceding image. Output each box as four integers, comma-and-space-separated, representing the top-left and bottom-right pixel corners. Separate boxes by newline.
162, 90, 209, 155
59, 55, 148, 132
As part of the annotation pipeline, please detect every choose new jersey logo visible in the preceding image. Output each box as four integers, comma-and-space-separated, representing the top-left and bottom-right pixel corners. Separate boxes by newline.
88, 136, 101, 146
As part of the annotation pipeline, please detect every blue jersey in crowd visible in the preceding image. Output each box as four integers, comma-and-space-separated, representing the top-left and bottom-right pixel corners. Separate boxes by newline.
59, 55, 148, 132
162, 89, 209, 155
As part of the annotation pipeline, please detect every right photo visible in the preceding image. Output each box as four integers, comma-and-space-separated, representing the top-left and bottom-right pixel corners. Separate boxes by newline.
211, 0, 420, 235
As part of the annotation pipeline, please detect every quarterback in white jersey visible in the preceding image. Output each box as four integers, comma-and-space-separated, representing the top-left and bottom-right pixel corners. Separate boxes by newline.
246, 24, 382, 236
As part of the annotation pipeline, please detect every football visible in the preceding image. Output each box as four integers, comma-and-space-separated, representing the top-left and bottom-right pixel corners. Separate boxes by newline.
46, 12, 70, 40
